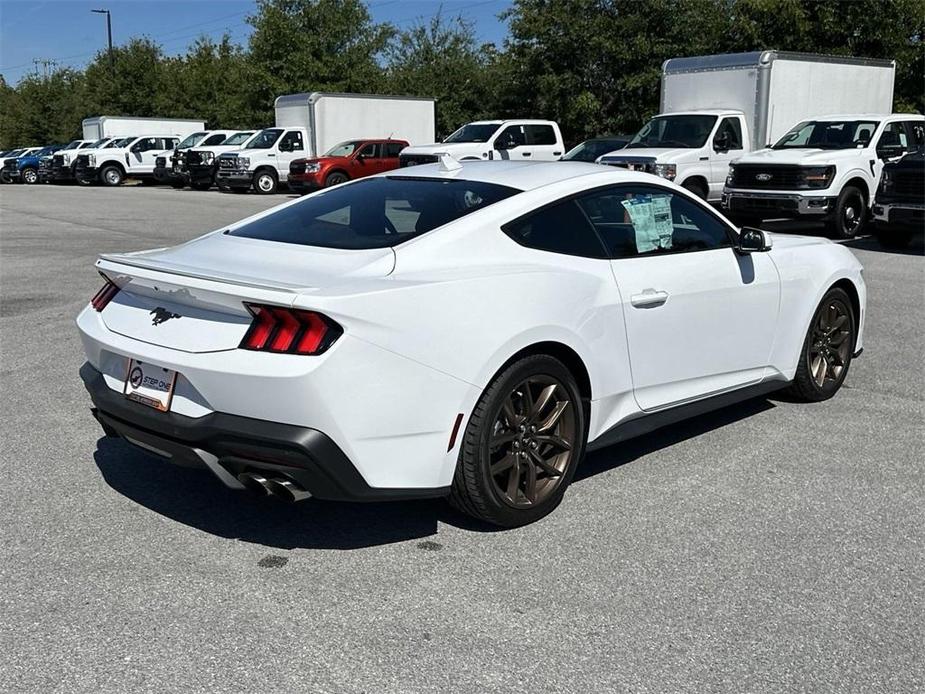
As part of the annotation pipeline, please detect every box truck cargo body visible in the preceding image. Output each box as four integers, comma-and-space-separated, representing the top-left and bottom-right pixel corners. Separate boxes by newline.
81, 116, 207, 141
216, 92, 435, 194
599, 51, 896, 201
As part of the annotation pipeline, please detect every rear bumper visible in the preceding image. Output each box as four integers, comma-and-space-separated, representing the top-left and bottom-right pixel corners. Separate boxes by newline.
872, 201, 924, 228
81, 362, 449, 502
722, 190, 836, 218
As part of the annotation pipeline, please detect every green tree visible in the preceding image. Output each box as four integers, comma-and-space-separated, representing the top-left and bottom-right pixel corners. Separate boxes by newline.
244, 0, 393, 124
385, 13, 502, 137
82, 37, 168, 118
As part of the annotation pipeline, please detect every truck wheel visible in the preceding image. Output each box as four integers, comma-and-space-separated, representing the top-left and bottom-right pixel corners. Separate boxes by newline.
21, 167, 38, 185
0, 171, 11, 184
101, 165, 123, 187
253, 170, 278, 195
681, 179, 708, 200
826, 186, 866, 239
325, 172, 349, 187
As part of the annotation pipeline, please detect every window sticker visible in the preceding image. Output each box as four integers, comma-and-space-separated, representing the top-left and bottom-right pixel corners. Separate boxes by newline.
621, 194, 673, 252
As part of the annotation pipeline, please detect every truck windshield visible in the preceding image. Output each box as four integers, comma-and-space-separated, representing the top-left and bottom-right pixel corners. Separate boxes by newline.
444, 123, 500, 143
223, 131, 254, 146
562, 138, 628, 161
64, 140, 83, 150
324, 141, 362, 157
106, 137, 134, 148
178, 132, 208, 149
773, 120, 880, 150
228, 176, 520, 249
245, 129, 283, 149
88, 138, 109, 148
626, 115, 717, 149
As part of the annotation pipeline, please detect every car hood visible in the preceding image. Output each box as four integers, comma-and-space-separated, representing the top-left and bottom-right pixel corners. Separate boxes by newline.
765, 232, 832, 249
736, 148, 864, 166
401, 142, 485, 155
598, 147, 697, 162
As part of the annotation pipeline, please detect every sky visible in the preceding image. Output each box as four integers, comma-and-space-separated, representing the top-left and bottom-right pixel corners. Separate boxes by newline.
0, 0, 514, 85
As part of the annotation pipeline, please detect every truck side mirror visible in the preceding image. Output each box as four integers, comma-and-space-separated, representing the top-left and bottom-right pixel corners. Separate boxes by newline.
279, 141, 292, 152
713, 133, 729, 153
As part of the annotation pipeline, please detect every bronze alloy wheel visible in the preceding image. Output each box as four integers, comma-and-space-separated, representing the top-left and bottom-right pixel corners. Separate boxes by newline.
488, 375, 577, 508
808, 297, 852, 389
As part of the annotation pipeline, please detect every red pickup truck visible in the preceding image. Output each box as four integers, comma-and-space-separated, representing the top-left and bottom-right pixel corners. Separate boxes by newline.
288, 139, 408, 193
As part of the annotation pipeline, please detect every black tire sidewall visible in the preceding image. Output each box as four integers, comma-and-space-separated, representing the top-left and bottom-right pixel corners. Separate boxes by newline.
681, 179, 707, 200
22, 167, 38, 184
798, 287, 856, 399
325, 172, 348, 187
830, 186, 866, 239
461, 355, 587, 526
253, 170, 277, 194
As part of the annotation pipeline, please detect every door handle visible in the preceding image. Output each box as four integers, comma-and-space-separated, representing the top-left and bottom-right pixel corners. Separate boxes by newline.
630, 289, 669, 308
522, 152, 532, 157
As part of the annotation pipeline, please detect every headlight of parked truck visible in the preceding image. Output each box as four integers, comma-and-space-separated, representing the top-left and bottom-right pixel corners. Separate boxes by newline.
88, 154, 96, 166
654, 163, 676, 181
238, 157, 250, 170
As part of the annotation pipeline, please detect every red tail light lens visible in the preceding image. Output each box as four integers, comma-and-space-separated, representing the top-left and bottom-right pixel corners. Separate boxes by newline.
240, 303, 342, 355
90, 279, 120, 311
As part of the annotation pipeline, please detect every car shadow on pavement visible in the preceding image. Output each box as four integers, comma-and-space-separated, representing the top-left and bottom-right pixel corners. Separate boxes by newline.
93, 437, 446, 550
575, 396, 776, 483
93, 396, 778, 548
843, 235, 924, 256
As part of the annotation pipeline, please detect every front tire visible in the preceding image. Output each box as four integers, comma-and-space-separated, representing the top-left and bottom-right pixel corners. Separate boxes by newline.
787, 287, 856, 402
100, 165, 123, 187
826, 186, 867, 239
681, 178, 708, 200
325, 171, 349, 187
253, 170, 277, 195
21, 167, 38, 185
450, 355, 586, 527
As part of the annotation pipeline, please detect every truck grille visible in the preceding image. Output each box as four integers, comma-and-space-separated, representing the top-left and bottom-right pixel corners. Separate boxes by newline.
186, 151, 205, 166
155, 156, 166, 169
290, 161, 307, 175
75, 154, 90, 169
729, 165, 805, 190
890, 171, 924, 201
53, 154, 65, 167
399, 154, 439, 167
39, 156, 53, 172
2, 158, 17, 172
218, 155, 239, 170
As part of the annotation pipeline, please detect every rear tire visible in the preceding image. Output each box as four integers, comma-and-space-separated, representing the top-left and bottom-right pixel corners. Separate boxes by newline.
253, 170, 277, 195
449, 354, 586, 527
825, 185, 867, 239
787, 287, 856, 402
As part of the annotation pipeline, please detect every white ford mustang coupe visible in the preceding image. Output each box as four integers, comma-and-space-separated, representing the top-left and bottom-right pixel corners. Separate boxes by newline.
78, 160, 866, 527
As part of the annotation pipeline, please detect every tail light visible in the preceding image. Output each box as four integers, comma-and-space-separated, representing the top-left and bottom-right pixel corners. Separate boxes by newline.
240, 303, 342, 355
90, 278, 120, 311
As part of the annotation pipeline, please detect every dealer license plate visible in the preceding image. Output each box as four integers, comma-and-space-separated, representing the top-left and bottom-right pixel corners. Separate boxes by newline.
124, 359, 177, 411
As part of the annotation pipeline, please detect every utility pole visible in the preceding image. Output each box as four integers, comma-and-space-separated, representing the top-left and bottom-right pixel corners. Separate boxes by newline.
32, 59, 59, 79
91, 8, 114, 77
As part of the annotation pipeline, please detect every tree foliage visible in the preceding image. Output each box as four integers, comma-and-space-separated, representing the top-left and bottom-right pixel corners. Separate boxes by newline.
1, 0, 922, 148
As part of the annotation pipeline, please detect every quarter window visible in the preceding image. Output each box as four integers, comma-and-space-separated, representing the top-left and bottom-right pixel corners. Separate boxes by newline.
384, 142, 404, 157
576, 185, 731, 259
524, 125, 557, 145
503, 200, 608, 258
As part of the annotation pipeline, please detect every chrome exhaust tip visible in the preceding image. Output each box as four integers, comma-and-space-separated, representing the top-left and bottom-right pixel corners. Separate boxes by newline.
264, 478, 312, 503
237, 472, 273, 496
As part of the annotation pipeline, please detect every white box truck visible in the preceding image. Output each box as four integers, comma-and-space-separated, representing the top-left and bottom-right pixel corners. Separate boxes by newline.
215, 92, 435, 194
597, 51, 896, 202
81, 116, 206, 140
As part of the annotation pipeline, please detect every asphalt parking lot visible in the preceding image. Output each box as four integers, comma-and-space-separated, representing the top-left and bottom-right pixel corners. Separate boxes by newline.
1, 183, 922, 693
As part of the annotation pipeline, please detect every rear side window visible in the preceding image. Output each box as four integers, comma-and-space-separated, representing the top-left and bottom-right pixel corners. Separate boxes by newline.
524, 125, 557, 145
503, 200, 607, 258
384, 142, 405, 157
228, 176, 519, 249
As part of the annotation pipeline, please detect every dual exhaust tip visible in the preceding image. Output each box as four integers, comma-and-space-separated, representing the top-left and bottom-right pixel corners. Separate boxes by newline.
237, 472, 311, 503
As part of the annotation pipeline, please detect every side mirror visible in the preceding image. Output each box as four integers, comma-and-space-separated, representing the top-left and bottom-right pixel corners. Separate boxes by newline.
495, 136, 515, 151
713, 134, 729, 153
736, 227, 772, 253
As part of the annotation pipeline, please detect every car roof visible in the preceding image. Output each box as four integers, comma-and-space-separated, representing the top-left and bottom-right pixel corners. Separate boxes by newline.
384, 160, 641, 192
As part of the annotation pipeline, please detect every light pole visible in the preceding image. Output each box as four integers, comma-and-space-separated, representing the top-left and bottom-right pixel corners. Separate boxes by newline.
91, 8, 114, 77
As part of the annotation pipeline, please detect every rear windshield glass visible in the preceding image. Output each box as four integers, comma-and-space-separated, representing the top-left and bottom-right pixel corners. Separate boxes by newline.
228, 176, 520, 249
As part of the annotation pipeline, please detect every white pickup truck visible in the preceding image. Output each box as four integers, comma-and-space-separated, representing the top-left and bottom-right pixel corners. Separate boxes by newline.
723, 114, 925, 238
399, 120, 565, 167
181, 130, 257, 190
598, 51, 897, 202
75, 135, 181, 186
153, 130, 238, 187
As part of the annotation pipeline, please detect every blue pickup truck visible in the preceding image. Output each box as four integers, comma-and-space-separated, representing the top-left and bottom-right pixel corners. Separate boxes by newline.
1, 145, 64, 184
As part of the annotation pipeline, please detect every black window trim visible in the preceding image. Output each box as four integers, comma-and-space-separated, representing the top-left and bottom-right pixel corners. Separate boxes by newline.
500, 181, 739, 261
